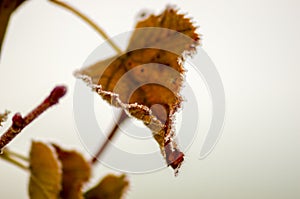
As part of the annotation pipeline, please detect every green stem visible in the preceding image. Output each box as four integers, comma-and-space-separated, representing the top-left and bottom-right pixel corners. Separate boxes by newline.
3, 148, 28, 162
49, 0, 122, 54
0, 152, 28, 171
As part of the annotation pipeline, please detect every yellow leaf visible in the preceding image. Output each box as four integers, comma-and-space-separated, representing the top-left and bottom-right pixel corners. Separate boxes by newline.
29, 141, 62, 199
84, 174, 129, 199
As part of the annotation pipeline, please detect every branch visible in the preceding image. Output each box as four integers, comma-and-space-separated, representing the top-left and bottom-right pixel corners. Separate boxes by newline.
91, 111, 127, 164
0, 85, 67, 150
0, 0, 26, 58
2, 148, 28, 162
0, 149, 28, 170
48, 0, 122, 54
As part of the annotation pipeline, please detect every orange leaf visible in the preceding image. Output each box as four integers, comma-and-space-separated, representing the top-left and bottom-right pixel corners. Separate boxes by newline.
28, 141, 62, 199
53, 144, 91, 199
76, 6, 200, 172
84, 174, 129, 199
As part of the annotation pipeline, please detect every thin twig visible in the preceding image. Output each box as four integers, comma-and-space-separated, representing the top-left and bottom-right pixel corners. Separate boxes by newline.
0, 86, 67, 150
91, 111, 127, 164
3, 148, 28, 162
0, 150, 28, 170
49, 0, 122, 54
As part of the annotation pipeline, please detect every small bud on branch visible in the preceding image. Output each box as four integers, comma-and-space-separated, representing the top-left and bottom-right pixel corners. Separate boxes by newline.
0, 85, 67, 150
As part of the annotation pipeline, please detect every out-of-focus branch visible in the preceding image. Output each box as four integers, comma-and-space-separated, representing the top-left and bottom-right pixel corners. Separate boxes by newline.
49, 0, 122, 54
0, 0, 26, 58
91, 111, 127, 164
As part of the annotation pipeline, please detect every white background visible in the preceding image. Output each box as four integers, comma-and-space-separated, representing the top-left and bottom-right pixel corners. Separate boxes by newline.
0, 0, 299, 198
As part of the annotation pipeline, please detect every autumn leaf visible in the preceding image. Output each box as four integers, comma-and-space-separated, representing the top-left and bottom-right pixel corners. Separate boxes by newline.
29, 141, 62, 199
29, 142, 130, 199
52, 144, 91, 199
84, 174, 129, 199
0, 110, 10, 127
76, 6, 200, 172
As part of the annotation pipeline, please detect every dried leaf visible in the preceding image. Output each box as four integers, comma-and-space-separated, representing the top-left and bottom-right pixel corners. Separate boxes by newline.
84, 174, 129, 199
0, 110, 10, 126
53, 144, 91, 199
29, 141, 62, 199
76, 6, 200, 171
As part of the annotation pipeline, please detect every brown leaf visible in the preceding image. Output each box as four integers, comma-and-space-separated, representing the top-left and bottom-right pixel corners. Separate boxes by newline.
76, 6, 200, 171
53, 144, 91, 199
29, 141, 62, 199
0, 0, 26, 57
84, 174, 129, 199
